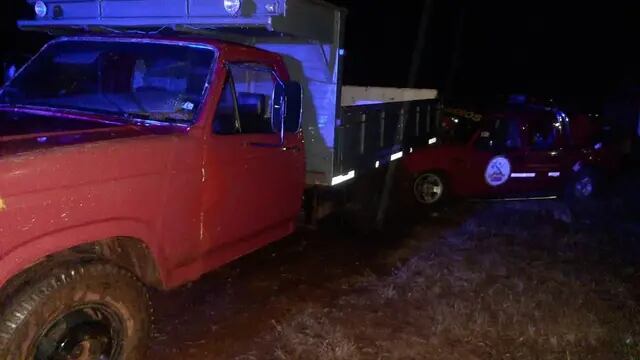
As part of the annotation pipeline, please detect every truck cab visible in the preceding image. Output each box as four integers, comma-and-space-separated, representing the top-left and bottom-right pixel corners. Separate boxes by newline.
0, 33, 306, 288
405, 103, 622, 205
0, 32, 307, 360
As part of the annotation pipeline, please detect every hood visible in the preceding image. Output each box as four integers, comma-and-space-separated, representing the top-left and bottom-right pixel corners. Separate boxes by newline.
0, 107, 184, 157
0, 108, 123, 137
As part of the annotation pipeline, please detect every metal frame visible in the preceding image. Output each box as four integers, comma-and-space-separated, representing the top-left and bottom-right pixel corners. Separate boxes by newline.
336, 99, 441, 176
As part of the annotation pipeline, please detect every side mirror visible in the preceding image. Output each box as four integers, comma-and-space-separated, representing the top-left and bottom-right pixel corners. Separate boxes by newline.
272, 83, 285, 134
3, 64, 17, 84
272, 81, 303, 135
284, 81, 303, 133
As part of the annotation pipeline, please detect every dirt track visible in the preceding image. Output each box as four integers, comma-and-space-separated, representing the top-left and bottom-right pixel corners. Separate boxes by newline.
149, 170, 640, 359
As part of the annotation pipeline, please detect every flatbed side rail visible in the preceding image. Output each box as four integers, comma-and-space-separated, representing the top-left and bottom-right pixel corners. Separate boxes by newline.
335, 99, 441, 177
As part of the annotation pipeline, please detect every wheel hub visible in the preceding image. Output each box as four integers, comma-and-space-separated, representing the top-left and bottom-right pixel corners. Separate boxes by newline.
68, 336, 110, 359
34, 306, 122, 360
415, 174, 444, 204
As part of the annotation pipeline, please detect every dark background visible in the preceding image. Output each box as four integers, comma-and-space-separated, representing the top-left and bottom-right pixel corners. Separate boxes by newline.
3, 1, 640, 109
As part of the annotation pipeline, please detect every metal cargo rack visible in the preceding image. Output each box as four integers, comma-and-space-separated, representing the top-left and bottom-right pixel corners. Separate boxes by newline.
335, 99, 441, 177
19, 0, 338, 43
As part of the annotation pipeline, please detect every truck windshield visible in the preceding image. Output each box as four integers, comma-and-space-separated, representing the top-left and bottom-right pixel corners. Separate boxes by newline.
0, 39, 215, 124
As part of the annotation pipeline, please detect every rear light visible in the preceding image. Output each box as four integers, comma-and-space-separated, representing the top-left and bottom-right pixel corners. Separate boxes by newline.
34, 1, 47, 18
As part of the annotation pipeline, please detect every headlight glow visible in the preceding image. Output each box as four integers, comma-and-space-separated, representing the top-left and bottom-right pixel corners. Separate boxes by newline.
223, 0, 242, 15
34, 1, 48, 18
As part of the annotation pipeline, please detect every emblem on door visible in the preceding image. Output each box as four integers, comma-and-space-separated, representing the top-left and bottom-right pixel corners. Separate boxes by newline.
485, 156, 511, 187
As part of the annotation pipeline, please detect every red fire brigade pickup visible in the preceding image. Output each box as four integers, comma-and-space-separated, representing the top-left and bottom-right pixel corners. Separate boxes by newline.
404, 103, 622, 206
0, 0, 440, 358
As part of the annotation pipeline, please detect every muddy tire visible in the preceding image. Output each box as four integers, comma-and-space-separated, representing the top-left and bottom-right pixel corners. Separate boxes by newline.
0, 262, 151, 360
413, 172, 447, 206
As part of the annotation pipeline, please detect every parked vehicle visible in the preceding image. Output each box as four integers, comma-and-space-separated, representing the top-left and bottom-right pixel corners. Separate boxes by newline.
0, 0, 439, 358
404, 103, 622, 206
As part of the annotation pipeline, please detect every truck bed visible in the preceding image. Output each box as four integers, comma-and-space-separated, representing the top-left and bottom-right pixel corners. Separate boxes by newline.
334, 98, 440, 184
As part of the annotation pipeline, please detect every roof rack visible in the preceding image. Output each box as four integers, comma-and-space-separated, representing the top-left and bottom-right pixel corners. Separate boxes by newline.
19, 0, 342, 43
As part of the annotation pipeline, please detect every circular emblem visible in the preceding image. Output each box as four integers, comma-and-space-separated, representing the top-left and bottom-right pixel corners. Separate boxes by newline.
484, 156, 511, 186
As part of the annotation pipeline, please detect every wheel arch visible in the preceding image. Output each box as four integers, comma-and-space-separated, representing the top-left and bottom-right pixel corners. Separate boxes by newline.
0, 235, 165, 310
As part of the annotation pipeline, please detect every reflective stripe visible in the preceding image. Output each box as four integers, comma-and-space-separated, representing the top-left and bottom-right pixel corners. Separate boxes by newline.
511, 172, 536, 178
548, 172, 561, 177
331, 170, 356, 186
390, 151, 404, 161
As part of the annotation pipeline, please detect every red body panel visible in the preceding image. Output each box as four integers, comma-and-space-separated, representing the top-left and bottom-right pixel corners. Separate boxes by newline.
0, 36, 305, 289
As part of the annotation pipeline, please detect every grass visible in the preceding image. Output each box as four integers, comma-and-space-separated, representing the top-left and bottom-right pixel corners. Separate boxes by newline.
265, 197, 640, 359
272, 309, 359, 360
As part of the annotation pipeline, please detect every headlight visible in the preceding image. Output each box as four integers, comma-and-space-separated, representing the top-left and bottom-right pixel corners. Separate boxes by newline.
223, 0, 241, 15
34, 1, 48, 18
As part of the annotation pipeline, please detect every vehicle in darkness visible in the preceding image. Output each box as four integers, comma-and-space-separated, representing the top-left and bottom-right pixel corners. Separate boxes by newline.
603, 86, 640, 163
404, 102, 623, 206
0, 0, 441, 358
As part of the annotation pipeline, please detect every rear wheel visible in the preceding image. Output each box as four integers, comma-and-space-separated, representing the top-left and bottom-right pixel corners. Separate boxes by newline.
570, 168, 598, 200
0, 262, 151, 360
413, 172, 446, 206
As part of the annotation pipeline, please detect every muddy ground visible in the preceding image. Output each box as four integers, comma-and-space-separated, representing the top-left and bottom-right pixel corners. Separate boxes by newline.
149, 170, 640, 360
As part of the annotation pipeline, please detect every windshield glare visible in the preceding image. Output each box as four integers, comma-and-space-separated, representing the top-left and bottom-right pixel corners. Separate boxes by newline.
0, 39, 216, 124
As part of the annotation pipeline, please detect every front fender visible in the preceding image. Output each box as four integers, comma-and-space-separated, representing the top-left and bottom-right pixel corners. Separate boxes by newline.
0, 218, 168, 289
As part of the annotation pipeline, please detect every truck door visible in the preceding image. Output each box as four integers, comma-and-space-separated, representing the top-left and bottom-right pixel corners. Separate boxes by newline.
462, 117, 528, 198
202, 64, 304, 249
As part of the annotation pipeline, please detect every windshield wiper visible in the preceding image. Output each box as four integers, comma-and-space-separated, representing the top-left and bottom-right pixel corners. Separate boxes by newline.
99, 94, 169, 124
126, 111, 191, 125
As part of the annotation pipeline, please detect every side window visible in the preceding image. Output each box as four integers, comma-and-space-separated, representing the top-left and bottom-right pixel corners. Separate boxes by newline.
503, 119, 523, 150
475, 118, 522, 151
213, 76, 239, 135
529, 114, 560, 150
230, 64, 277, 134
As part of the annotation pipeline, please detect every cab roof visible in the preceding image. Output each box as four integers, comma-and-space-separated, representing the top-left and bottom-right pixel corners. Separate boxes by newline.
51, 34, 284, 62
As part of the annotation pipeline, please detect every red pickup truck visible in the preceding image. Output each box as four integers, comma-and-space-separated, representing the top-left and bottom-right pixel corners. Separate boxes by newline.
404, 103, 622, 206
0, 1, 440, 358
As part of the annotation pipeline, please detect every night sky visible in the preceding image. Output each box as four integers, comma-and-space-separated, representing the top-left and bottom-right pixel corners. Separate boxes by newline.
3, 1, 640, 109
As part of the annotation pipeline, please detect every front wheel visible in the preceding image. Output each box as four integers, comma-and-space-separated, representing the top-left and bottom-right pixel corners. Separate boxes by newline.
0, 262, 151, 360
569, 169, 598, 200
413, 172, 446, 206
